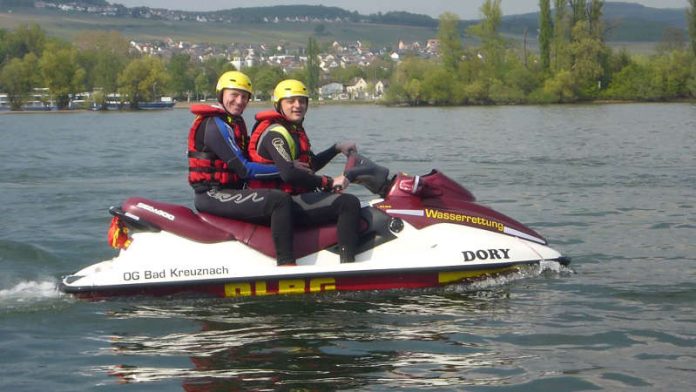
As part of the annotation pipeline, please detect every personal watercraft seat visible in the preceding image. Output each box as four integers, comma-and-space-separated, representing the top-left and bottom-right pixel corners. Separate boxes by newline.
113, 197, 394, 260
114, 197, 234, 243
199, 212, 348, 259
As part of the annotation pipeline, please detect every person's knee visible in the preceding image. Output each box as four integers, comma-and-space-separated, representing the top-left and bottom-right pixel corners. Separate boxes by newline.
268, 190, 292, 212
336, 193, 360, 214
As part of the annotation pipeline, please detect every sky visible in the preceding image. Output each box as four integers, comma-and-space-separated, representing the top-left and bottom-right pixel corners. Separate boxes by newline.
113, 0, 688, 20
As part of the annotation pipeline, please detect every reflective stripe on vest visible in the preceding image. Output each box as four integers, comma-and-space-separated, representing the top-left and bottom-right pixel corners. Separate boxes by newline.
256, 125, 298, 161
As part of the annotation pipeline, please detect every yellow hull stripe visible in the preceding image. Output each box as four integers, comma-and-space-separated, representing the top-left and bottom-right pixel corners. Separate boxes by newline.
438, 267, 517, 284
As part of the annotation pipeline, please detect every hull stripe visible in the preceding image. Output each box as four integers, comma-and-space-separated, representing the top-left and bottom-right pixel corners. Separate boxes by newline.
62, 260, 545, 299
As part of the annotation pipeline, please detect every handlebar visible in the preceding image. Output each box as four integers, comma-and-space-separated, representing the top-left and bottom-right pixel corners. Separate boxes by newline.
342, 152, 391, 196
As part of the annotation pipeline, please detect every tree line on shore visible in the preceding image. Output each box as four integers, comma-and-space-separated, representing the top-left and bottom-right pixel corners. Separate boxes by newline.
385, 0, 696, 105
0, 25, 301, 110
0, 22, 394, 110
1, 0, 695, 110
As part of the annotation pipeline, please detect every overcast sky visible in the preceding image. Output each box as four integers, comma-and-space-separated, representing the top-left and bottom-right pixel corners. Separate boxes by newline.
113, 0, 688, 20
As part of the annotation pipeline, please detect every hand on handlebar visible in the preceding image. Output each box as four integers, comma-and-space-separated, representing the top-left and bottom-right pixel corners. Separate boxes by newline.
332, 174, 349, 192
335, 141, 357, 156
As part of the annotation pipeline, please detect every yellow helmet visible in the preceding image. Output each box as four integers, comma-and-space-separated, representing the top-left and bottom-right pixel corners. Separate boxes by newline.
216, 71, 253, 96
273, 79, 309, 105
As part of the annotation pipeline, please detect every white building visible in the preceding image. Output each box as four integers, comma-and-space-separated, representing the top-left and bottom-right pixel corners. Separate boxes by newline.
318, 82, 345, 100
346, 78, 368, 100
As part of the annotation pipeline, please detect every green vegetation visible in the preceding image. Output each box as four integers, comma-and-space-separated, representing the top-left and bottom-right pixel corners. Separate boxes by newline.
0, 24, 276, 109
1, 1, 695, 110
305, 37, 321, 98
690, 0, 696, 56
539, 0, 552, 71
0, 7, 436, 49
384, 0, 696, 105
1, 2, 688, 50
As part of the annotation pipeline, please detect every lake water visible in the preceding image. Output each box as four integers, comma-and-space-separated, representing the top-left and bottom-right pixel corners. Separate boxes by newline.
1, 103, 694, 391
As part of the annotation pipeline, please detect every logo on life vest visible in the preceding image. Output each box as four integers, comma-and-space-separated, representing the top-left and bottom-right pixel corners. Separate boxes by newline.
462, 248, 511, 262
272, 136, 293, 162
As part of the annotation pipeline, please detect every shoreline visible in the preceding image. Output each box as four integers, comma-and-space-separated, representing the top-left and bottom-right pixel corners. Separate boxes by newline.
2, 98, 693, 114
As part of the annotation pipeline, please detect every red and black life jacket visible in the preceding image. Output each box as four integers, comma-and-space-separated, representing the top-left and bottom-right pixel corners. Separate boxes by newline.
247, 110, 312, 194
187, 104, 248, 192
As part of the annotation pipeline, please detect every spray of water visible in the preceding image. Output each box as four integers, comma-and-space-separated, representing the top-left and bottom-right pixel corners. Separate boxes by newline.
0, 280, 66, 312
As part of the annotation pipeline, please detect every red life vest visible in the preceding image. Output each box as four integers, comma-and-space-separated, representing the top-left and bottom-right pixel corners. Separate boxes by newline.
247, 110, 312, 194
187, 104, 248, 192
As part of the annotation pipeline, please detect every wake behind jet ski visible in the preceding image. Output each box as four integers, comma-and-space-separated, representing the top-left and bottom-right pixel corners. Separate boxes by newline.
60, 154, 569, 299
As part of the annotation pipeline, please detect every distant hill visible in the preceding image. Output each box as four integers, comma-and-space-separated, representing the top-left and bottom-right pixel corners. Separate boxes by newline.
0, 1, 688, 46
496, 2, 688, 42
214, 5, 358, 22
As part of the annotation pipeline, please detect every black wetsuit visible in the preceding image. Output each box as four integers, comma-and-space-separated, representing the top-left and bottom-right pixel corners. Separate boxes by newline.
192, 116, 295, 264
257, 127, 361, 262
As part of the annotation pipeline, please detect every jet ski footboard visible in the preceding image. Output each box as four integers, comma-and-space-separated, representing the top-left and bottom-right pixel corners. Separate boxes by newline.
353, 207, 398, 255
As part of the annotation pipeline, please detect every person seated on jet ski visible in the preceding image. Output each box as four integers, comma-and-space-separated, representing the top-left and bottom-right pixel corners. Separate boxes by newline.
189, 71, 300, 266
246, 79, 361, 263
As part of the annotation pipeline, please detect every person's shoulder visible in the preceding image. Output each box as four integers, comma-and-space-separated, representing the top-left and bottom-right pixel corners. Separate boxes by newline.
200, 115, 219, 124
197, 116, 217, 131
266, 120, 287, 130
266, 123, 290, 135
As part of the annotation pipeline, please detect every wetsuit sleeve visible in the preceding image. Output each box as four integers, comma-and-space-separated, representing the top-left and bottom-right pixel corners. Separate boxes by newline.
310, 145, 340, 172
202, 117, 279, 179
259, 128, 324, 190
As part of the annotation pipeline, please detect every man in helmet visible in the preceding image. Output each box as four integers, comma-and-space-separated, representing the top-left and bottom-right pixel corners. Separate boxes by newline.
247, 79, 361, 263
187, 70, 298, 266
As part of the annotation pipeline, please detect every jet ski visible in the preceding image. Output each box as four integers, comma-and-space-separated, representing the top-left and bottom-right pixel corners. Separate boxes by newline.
60, 154, 569, 299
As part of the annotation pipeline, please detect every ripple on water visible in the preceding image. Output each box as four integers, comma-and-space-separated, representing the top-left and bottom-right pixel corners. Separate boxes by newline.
75, 264, 576, 389
0, 239, 57, 264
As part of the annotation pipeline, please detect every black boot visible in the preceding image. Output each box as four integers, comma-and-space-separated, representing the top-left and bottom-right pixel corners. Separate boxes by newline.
277, 258, 297, 267
339, 246, 355, 263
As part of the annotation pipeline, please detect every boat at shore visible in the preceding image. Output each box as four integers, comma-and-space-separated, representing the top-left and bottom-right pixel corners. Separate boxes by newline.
1, 97, 176, 112
98, 97, 176, 110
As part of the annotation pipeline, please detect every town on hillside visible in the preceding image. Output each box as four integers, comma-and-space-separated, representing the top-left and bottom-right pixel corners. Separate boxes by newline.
32, 1, 360, 23
2, 0, 694, 110
129, 36, 439, 99
0, 33, 438, 110
0, 2, 449, 110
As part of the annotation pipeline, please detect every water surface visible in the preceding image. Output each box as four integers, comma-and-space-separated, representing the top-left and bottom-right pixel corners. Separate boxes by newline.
1, 103, 694, 390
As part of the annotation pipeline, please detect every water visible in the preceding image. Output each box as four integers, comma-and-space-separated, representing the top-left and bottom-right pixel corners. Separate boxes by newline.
1, 103, 694, 390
